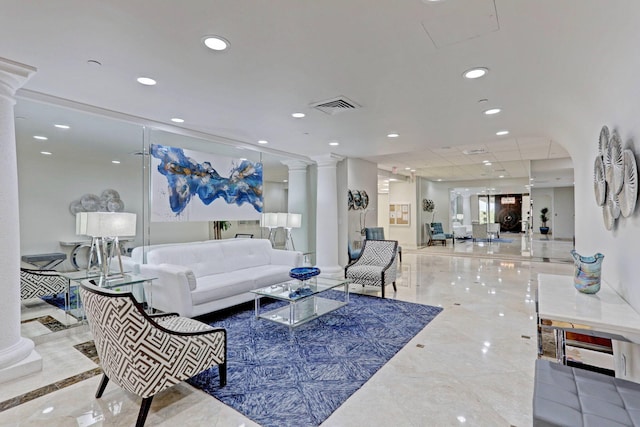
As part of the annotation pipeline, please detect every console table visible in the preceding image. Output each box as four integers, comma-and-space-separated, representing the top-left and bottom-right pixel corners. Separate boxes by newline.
537, 273, 640, 375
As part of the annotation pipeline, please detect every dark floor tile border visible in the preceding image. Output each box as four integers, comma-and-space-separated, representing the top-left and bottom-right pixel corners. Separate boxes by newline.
0, 367, 102, 412
0, 341, 101, 413
20, 315, 67, 332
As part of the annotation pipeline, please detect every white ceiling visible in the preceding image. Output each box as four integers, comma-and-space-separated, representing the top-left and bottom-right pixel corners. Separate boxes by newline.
2, 1, 636, 188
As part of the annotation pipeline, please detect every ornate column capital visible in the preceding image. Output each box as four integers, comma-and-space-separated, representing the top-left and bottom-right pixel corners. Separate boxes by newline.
310, 153, 345, 168
281, 159, 312, 171
0, 57, 37, 101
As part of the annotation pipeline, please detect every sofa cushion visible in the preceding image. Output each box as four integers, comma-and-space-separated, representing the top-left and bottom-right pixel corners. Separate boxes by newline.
191, 272, 257, 305
241, 265, 293, 287
147, 243, 226, 278
221, 239, 271, 272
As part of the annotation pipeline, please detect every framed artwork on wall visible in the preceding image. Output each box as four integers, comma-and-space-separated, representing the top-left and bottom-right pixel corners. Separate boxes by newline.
389, 203, 410, 226
150, 144, 263, 222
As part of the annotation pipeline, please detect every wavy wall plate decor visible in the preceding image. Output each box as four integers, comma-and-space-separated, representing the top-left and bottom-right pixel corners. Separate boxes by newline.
594, 156, 607, 206
619, 149, 638, 217
608, 190, 621, 220
609, 131, 624, 194
599, 125, 610, 158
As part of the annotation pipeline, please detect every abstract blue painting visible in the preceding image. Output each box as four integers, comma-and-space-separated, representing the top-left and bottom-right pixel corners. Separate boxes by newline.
150, 144, 263, 221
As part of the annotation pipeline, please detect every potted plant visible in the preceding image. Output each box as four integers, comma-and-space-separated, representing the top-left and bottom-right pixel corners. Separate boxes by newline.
211, 220, 231, 239
539, 207, 550, 235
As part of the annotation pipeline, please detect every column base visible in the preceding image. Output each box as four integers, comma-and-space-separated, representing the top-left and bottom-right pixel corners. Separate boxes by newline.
0, 348, 42, 384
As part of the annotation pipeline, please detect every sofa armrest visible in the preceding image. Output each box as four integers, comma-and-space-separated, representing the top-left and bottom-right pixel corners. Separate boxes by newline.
269, 249, 303, 267
139, 263, 196, 318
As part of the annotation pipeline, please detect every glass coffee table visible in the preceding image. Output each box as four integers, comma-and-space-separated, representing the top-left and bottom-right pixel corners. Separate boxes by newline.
251, 276, 351, 328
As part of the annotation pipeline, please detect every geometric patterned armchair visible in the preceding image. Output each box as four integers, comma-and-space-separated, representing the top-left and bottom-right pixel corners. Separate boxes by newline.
344, 239, 398, 298
20, 268, 66, 300
364, 227, 402, 262
79, 280, 227, 427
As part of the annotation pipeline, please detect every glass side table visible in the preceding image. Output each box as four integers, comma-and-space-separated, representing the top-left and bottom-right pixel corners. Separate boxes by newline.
61, 271, 156, 320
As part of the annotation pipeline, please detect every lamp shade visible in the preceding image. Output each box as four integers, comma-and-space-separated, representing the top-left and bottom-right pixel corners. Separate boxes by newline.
261, 212, 278, 228
276, 212, 288, 228
286, 213, 302, 228
76, 212, 136, 237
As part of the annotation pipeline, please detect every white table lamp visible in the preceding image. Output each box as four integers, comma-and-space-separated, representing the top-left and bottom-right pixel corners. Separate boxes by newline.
261, 212, 278, 246
76, 212, 136, 276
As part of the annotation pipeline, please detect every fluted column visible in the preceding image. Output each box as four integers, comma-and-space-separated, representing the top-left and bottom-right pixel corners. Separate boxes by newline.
282, 160, 311, 253
0, 58, 41, 383
311, 154, 344, 274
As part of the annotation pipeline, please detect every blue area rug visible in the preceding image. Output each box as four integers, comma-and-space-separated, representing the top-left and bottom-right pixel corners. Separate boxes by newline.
188, 290, 443, 427
41, 288, 77, 310
474, 238, 514, 243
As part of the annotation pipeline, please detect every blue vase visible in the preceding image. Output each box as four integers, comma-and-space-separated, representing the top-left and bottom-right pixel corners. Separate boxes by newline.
570, 250, 604, 294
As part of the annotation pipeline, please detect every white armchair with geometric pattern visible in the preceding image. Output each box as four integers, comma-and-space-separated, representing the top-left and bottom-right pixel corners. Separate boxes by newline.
344, 239, 398, 298
20, 268, 66, 300
79, 280, 227, 427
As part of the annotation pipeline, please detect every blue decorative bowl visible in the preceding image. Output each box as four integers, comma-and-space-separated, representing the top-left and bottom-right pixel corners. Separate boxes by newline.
289, 267, 320, 281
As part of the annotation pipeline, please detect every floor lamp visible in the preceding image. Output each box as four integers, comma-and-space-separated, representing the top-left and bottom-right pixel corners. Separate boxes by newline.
76, 212, 137, 277
261, 213, 278, 247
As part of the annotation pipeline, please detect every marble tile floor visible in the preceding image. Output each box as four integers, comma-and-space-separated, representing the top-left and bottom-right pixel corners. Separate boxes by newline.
418, 232, 574, 263
1, 250, 575, 426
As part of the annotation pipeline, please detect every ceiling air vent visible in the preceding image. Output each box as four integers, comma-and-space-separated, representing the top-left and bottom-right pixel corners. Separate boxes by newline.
310, 96, 361, 115
462, 148, 488, 155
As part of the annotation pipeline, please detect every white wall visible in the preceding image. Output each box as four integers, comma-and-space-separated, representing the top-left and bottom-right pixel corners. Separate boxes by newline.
553, 186, 575, 240
388, 180, 417, 249
567, 119, 640, 381
17, 146, 147, 271
531, 188, 553, 232
346, 158, 378, 254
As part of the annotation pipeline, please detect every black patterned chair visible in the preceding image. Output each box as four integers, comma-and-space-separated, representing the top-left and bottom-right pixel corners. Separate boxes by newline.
20, 268, 67, 300
79, 280, 227, 427
364, 227, 402, 262
344, 239, 398, 298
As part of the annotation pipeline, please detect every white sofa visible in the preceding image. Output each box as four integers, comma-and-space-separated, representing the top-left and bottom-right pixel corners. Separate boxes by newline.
138, 238, 302, 317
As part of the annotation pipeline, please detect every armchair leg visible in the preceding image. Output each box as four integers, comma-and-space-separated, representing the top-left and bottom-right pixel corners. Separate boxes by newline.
136, 396, 154, 427
381, 283, 385, 299
392, 281, 397, 292
219, 362, 227, 387
95, 374, 109, 398
398, 250, 402, 263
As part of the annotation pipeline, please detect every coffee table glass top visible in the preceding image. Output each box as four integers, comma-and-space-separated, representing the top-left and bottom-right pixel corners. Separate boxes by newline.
251, 276, 350, 302
251, 276, 351, 328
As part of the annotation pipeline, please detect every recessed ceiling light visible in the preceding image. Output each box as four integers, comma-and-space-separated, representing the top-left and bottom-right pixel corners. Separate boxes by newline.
202, 36, 229, 51
291, 112, 305, 118
485, 162, 492, 166
33, 135, 48, 140
112, 160, 121, 164
496, 130, 509, 136
405, 167, 411, 170
387, 133, 399, 138
499, 175, 505, 178
239, 158, 247, 161
329, 141, 339, 146
463, 67, 488, 79
137, 77, 157, 86
171, 117, 184, 123
54, 124, 70, 129
437, 178, 442, 181
411, 169, 416, 172
482, 160, 490, 163
258, 140, 268, 144
40, 151, 52, 155
484, 108, 501, 115
283, 179, 288, 183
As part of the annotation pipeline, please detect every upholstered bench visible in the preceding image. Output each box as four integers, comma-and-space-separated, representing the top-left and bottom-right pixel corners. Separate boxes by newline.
533, 359, 640, 426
